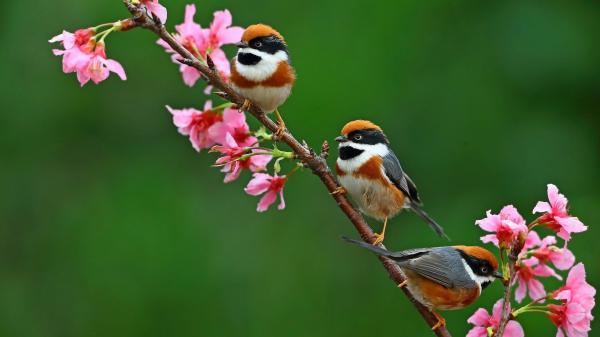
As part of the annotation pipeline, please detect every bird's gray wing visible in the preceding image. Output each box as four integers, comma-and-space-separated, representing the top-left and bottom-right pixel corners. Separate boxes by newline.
401, 248, 472, 288
403, 173, 422, 205
382, 152, 420, 203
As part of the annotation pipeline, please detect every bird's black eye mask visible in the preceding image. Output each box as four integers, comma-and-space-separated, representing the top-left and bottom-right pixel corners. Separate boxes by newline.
248, 35, 288, 55
347, 129, 389, 145
458, 250, 496, 278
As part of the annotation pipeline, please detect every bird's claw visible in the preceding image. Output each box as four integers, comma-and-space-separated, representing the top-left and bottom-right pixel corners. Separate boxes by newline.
275, 121, 286, 139
431, 311, 446, 331
397, 280, 408, 288
237, 99, 252, 112
331, 186, 347, 196
372, 233, 384, 246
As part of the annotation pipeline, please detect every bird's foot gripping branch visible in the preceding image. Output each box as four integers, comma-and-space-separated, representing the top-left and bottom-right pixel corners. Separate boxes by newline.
49, 2, 595, 337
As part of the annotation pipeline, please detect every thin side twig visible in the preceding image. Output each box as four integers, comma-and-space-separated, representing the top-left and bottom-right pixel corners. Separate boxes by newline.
496, 238, 524, 337
123, 2, 451, 336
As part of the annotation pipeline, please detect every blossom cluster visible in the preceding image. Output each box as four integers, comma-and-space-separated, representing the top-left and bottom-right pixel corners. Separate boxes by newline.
167, 101, 291, 211
468, 184, 594, 337
157, 4, 243, 89
49, 1, 295, 212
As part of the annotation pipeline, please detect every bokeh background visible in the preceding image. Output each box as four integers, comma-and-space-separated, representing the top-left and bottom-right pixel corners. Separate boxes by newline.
1, 0, 599, 336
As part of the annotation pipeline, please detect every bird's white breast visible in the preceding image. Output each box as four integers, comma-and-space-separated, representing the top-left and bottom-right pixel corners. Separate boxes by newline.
231, 84, 292, 113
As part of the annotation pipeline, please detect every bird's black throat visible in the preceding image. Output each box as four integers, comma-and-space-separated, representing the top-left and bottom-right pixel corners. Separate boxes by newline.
339, 146, 364, 160
237, 52, 262, 65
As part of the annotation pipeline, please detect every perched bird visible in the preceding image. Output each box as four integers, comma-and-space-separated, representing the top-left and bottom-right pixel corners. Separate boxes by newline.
343, 237, 502, 330
335, 120, 446, 244
231, 24, 296, 136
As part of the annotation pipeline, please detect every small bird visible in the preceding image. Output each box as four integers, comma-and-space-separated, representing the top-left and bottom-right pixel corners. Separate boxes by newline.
231, 24, 296, 136
335, 120, 446, 244
343, 237, 502, 330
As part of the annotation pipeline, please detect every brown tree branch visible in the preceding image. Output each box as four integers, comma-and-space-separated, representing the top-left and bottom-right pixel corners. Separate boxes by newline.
496, 238, 524, 337
123, 2, 451, 336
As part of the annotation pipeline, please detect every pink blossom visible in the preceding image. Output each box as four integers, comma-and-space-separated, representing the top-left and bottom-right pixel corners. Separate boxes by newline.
157, 4, 207, 86
203, 10, 244, 48
77, 43, 127, 86
533, 184, 587, 241
549, 263, 595, 337
50, 29, 126, 87
208, 107, 254, 147
466, 299, 524, 337
476, 205, 528, 248
212, 133, 271, 183
523, 231, 575, 272
514, 257, 554, 303
166, 101, 223, 151
157, 5, 241, 87
245, 173, 287, 212
142, 0, 167, 23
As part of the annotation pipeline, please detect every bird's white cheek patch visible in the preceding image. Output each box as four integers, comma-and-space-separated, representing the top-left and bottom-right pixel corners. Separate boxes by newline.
336, 143, 389, 173
235, 49, 288, 82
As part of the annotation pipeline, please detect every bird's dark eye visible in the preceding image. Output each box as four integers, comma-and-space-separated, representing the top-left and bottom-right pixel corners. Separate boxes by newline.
480, 266, 489, 274
253, 41, 262, 48
353, 134, 362, 141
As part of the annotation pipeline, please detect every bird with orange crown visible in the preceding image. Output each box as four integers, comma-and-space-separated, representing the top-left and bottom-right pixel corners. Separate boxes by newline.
231, 24, 296, 137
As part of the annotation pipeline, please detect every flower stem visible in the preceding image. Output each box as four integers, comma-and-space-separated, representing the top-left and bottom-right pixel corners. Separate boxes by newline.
94, 27, 116, 43
512, 304, 550, 317
211, 102, 235, 113
92, 22, 116, 31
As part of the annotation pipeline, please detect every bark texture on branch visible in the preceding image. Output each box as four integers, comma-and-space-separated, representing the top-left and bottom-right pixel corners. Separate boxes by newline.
496, 239, 524, 337
124, 2, 451, 336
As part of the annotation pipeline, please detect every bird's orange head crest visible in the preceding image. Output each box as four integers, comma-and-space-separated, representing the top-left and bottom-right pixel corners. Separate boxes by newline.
242, 24, 285, 44
341, 120, 383, 136
454, 246, 499, 271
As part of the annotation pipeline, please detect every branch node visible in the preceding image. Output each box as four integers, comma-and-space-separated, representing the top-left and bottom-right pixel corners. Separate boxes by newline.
206, 54, 215, 71
320, 140, 330, 159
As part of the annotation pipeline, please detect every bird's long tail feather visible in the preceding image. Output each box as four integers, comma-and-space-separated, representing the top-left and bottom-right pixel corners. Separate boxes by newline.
341, 236, 427, 261
410, 204, 450, 240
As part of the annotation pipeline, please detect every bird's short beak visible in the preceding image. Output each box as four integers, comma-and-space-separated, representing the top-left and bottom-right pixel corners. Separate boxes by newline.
493, 271, 503, 279
235, 42, 248, 49
335, 136, 348, 143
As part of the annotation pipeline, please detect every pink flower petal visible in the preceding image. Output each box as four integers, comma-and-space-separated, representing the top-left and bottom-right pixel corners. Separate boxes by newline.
467, 308, 491, 326
277, 189, 286, 210
550, 248, 575, 270
527, 278, 546, 300
181, 65, 202, 87
504, 320, 525, 337
244, 173, 272, 195
476, 211, 500, 232
480, 234, 499, 246
533, 201, 552, 214
257, 190, 277, 212
515, 277, 527, 303
223, 162, 242, 183
101, 58, 127, 80
144, 0, 167, 23
465, 327, 487, 337
219, 26, 244, 45
211, 10, 232, 32
492, 299, 509, 319
556, 217, 587, 236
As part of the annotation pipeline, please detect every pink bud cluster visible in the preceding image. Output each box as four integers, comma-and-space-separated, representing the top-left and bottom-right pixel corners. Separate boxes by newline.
469, 184, 594, 337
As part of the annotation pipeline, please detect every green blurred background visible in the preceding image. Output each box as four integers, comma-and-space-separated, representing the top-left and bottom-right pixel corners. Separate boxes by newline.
1, 0, 599, 336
